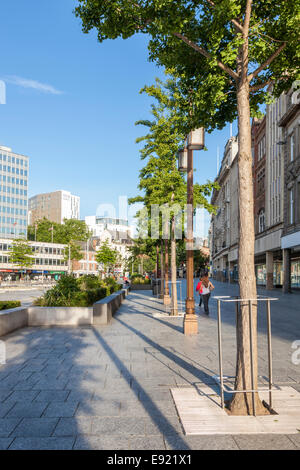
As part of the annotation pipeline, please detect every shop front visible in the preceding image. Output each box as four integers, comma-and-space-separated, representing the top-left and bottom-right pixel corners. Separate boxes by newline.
29, 270, 66, 281
291, 259, 300, 288
255, 259, 299, 288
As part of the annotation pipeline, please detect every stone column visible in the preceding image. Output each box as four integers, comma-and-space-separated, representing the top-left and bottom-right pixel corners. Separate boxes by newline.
266, 251, 274, 290
283, 248, 291, 293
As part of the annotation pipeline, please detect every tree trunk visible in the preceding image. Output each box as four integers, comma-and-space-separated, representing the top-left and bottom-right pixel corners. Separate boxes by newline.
156, 244, 159, 279
170, 215, 178, 316
229, 78, 267, 416
160, 239, 164, 299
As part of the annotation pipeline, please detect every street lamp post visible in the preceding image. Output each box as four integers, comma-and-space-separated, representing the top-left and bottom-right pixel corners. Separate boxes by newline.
178, 128, 205, 335
184, 145, 198, 334
160, 239, 164, 299
163, 239, 171, 305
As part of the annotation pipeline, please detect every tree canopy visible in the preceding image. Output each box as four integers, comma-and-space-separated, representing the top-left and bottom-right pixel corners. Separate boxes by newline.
9, 239, 34, 270
28, 218, 91, 245
129, 79, 218, 240
95, 240, 119, 272
75, 0, 299, 133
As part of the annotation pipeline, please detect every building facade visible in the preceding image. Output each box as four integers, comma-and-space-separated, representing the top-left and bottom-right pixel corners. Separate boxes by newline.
95, 231, 133, 275
252, 117, 266, 236
0, 145, 29, 239
210, 136, 239, 282
0, 238, 68, 280
72, 239, 99, 277
29, 190, 80, 225
71, 233, 133, 278
85, 216, 132, 240
254, 91, 287, 289
279, 94, 300, 291
210, 89, 300, 290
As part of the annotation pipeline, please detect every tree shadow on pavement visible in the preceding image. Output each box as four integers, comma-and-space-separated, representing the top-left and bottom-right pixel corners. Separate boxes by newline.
91, 327, 190, 449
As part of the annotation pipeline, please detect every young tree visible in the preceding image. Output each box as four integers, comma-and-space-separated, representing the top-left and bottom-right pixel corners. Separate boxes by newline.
95, 240, 118, 275
9, 239, 34, 279
130, 80, 216, 315
75, 0, 299, 415
61, 219, 91, 244
127, 238, 157, 275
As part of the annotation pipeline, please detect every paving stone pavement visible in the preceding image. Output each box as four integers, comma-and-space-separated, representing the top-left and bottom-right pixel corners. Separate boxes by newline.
0, 281, 299, 450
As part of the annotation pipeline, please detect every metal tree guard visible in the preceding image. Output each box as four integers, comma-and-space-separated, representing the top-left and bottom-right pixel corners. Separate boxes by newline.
214, 295, 278, 416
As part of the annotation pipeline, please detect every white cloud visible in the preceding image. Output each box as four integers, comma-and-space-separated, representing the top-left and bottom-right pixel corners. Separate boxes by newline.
3, 75, 63, 95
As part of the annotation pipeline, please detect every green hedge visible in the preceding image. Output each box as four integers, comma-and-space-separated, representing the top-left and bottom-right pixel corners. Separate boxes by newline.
0, 301, 21, 310
34, 274, 120, 307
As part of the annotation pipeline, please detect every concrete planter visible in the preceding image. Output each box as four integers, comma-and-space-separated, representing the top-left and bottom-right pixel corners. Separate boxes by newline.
93, 290, 125, 325
28, 306, 93, 326
0, 288, 130, 337
131, 284, 152, 291
0, 308, 28, 337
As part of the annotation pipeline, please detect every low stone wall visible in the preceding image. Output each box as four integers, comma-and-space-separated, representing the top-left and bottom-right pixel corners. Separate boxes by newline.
93, 289, 126, 325
0, 308, 28, 336
28, 306, 93, 327
0, 288, 130, 336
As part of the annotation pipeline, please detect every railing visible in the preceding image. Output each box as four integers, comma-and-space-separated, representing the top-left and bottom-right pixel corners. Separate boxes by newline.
214, 295, 278, 416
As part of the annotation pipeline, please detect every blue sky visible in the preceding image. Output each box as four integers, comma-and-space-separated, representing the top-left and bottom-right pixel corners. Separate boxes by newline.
0, 0, 237, 233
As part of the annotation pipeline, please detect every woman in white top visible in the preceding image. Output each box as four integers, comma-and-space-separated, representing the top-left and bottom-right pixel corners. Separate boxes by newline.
200, 274, 214, 315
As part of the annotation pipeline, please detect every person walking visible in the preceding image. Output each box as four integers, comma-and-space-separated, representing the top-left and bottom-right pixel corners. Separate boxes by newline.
200, 273, 214, 315
196, 277, 203, 306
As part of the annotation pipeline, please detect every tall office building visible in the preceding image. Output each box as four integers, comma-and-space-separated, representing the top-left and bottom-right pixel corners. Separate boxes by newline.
0, 145, 29, 239
29, 190, 80, 225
